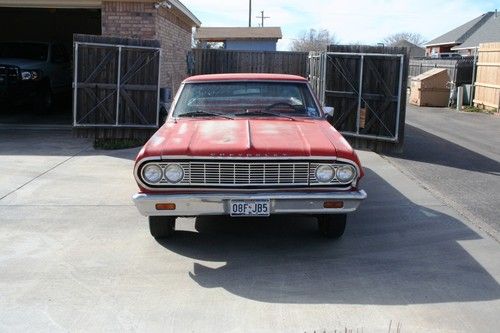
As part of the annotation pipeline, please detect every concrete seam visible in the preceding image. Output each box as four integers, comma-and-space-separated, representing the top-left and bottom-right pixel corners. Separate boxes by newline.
0, 147, 91, 202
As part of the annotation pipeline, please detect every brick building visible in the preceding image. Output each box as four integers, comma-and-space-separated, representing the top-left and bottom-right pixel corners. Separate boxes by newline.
101, 1, 200, 91
0, 0, 201, 92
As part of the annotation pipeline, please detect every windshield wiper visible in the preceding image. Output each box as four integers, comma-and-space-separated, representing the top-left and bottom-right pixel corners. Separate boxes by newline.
232, 109, 296, 121
177, 110, 234, 119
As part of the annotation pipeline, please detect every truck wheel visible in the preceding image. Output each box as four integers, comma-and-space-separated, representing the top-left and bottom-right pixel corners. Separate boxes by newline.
317, 214, 347, 239
149, 216, 176, 239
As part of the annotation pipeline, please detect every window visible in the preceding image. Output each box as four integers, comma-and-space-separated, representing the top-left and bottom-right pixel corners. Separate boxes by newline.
173, 81, 320, 118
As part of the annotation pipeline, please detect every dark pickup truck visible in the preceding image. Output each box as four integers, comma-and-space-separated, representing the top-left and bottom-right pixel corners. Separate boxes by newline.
0, 42, 71, 111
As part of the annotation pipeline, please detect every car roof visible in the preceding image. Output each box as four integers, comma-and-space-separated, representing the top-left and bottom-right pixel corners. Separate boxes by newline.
183, 73, 308, 83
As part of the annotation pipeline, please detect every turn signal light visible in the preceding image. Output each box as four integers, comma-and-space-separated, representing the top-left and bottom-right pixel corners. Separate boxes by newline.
155, 203, 176, 210
323, 201, 344, 209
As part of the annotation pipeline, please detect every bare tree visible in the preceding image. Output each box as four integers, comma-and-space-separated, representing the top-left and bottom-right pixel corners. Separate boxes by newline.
383, 32, 427, 46
290, 29, 339, 52
193, 40, 225, 49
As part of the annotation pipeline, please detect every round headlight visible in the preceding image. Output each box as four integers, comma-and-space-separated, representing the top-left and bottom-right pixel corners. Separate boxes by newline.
164, 164, 184, 183
142, 164, 163, 184
315, 165, 335, 183
21, 71, 33, 80
336, 165, 356, 183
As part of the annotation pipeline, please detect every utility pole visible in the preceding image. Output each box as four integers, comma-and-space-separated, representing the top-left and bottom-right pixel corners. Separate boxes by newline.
248, 0, 252, 27
256, 10, 270, 27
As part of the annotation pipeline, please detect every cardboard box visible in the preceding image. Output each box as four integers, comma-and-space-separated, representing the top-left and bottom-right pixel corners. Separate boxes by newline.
409, 68, 450, 107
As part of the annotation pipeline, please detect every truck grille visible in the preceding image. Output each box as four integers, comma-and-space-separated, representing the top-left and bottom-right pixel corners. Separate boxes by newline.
0, 65, 19, 83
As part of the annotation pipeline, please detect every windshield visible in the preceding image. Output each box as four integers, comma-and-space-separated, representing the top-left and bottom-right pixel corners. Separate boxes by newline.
173, 81, 321, 118
0, 42, 48, 61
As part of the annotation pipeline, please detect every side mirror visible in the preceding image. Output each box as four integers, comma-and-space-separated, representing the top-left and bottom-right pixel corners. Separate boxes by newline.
323, 106, 334, 121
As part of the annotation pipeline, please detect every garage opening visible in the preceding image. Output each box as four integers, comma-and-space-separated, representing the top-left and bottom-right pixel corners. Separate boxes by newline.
0, 7, 101, 126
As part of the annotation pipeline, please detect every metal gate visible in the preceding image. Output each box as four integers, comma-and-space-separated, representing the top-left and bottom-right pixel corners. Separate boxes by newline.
73, 38, 161, 128
309, 51, 406, 142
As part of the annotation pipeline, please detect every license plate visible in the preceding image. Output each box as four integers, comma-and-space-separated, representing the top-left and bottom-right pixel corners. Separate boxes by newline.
229, 199, 270, 217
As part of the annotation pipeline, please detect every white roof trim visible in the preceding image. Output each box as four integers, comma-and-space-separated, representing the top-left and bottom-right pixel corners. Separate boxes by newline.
451, 45, 479, 50
424, 41, 460, 47
169, 0, 201, 27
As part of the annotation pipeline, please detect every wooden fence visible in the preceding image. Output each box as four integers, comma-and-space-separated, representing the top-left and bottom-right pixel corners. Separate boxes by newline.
409, 58, 474, 87
72, 34, 161, 140
474, 42, 500, 112
190, 48, 308, 77
310, 45, 409, 153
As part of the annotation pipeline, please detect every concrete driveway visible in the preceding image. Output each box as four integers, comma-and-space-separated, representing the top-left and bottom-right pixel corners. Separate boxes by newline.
1, 129, 499, 332
386, 105, 500, 235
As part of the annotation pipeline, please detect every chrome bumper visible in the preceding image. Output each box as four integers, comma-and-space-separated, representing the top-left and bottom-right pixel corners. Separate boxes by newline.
132, 190, 367, 217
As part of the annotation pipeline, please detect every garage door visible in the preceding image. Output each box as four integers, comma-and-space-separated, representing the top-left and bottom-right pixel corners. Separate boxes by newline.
0, 5, 100, 125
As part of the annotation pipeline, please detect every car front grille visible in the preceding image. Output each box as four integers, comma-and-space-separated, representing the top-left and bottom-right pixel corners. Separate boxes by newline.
0, 65, 19, 83
141, 160, 355, 187
178, 162, 310, 186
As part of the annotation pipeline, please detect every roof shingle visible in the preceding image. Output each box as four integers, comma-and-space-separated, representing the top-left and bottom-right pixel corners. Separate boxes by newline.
452, 13, 500, 50
426, 12, 495, 47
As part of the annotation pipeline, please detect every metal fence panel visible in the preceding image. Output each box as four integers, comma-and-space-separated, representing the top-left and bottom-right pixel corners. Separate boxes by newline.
310, 50, 407, 143
409, 58, 474, 86
73, 39, 161, 129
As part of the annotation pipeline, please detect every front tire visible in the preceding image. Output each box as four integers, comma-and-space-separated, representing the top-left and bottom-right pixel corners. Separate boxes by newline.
149, 216, 176, 239
317, 214, 347, 239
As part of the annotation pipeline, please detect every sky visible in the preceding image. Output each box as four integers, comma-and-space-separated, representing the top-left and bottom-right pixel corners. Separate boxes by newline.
181, 0, 499, 50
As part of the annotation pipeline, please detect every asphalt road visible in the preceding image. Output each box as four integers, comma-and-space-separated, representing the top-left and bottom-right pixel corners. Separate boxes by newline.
1, 129, 499, 332
385, 105, 500, 237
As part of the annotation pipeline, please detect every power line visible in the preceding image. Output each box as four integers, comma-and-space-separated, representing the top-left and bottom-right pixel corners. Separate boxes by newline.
256, 10, 270, 27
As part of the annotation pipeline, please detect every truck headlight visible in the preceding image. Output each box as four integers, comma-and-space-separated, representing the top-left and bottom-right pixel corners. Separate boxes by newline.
315, 165, 335, 183
164, 164, 184, 183
21, 70, 40, 81
336, 165, 356, 183
142, 164, 163, 184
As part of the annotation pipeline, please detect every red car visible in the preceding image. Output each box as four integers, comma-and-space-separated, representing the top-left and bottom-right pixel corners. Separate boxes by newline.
133, 73, 366, 239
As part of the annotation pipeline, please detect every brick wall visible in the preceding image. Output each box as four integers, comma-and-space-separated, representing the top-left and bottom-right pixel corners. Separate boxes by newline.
156, 7, 192, 92
102, 1, 156, 39
101, 1, 194, 93
425, 45, 454, 56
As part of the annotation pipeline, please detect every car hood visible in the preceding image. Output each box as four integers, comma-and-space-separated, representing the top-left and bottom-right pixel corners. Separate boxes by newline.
0, 58, 45, 68
142, 118, 357, 160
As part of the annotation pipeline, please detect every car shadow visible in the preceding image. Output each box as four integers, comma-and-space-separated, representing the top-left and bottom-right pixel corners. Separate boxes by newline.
157, 168, 500, 305
386, 125, 500, 174
0, 128, 141, 159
